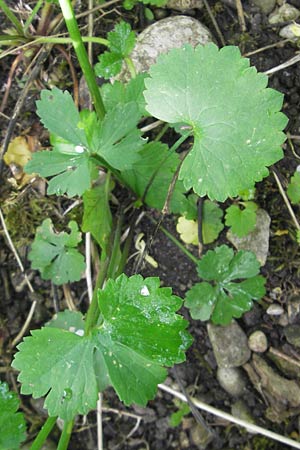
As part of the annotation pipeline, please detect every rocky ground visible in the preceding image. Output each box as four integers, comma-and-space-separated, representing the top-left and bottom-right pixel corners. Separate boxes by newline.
1, 0, 300, 449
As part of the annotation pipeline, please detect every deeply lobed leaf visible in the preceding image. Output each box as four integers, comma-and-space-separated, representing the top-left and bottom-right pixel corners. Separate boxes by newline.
0, 382, 26, 450
185, 245, 265, 325
13, 275, 192, 419
28, 218, 85, 285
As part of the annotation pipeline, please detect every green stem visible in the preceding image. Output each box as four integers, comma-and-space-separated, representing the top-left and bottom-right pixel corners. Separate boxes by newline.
154, 123, 169, 142
106, 213, 123, 280
23, 0, 44, 34
124, 56, 136, 79
58, 0, 106, 119
0, 0, 24, 35
29, 416, 57, 450
33, 36, 109, 46
148, 216, 198, 265
84, 256, 109, 335
57, 419, 74, 450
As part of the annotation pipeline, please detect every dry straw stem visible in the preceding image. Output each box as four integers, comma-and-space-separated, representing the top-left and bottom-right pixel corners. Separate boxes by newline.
158, 383, 300, 449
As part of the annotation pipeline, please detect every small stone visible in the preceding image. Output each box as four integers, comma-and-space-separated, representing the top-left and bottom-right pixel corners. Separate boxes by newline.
278, 313, 289, 327
252, 354, 300, 409
287, 295, 300, 324
117, 16, 214, 81
252, 0, 276, 14
266, 304, 284, 316
227, 209, 271, 266
248, 331, 268, 353
207, 321, 251, 368
190, 423, 213, 449
269, 3, 300, 23
284, 325, 300, 348
268, 348, 300, 379
279, 24, 300, 40
217, 367, 246, 397
179, 431, 190, 448
231, 400, 256, 429
166, 0, 203, 11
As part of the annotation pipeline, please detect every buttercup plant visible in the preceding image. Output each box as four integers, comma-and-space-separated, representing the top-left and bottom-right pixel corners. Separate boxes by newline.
1, 0, 288, 448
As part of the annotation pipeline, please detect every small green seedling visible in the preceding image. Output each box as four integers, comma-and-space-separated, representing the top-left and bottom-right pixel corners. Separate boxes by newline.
185, 245, 266, 325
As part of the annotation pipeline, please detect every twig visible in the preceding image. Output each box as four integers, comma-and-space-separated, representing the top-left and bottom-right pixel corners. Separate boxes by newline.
243, 39, 289, 57
202, 0, 226, 46
264, 53, 300, 76
158, 383, 300, 449
140, 120, 163, 134
85, 233, 93, 303
269, 346, 300, 369
287, 133, 300, 160
62, 284, 77, 311
75, 0, 122, 18
235, 0, 246, 32
97, 393, 103, 450
271, 168, 300, 232
0, 53, 23, 114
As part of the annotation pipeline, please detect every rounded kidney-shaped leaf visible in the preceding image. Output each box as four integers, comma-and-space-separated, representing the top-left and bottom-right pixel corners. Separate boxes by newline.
144, 44, 288, 201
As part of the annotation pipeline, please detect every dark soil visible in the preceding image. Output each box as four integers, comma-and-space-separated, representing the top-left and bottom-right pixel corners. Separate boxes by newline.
1, 1, 300, 449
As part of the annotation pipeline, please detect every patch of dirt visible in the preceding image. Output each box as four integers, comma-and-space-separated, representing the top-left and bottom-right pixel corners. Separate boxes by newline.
1, 1, 300, 449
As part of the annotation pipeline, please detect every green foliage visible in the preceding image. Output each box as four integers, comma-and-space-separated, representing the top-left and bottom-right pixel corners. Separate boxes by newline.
202, 200, 224, 244
95, 21, 135, 78
185, 245, 265, 325
287, 171, 300, 204
169, 402, 190, 427
101, 73, 148, 116
144, 43, 287, 201
82, 178, 114, 257
0, 381, 26, 450
225, 201, 258, 237
121, 141, 193, 216
123, 0, 167, 10
28, 218, 85, 285
13, 275, 192, 420
25, 88, 143, 197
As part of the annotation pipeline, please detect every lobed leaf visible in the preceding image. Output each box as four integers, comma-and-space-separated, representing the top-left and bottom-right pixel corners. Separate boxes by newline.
82, 179, 114, 257
28, 218, 85, 285
0, 382, 26, 450
13, 275, 192, 419
185, 245, 265, 324
225, 202, 258, 237
287, 171, 300, 204
144, 44, 288, 201
95, 21, 135, 79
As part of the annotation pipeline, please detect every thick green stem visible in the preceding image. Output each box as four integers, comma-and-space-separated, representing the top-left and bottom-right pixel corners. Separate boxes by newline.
0, 0, 24, 35
29, 416, 57, 450
57, 419, 74, 450
33, 36, 109, 46
58, 0, 106, 119
84, 257, 109, 335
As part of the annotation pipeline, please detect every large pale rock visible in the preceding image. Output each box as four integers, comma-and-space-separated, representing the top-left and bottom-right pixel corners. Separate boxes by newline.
207, 321, 250, 368
269, 3, 300, 23
119, 16, 213, 80
252, 0, 276, 14
227, 209, 271, 266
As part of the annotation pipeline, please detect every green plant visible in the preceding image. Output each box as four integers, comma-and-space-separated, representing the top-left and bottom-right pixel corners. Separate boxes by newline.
287, 170, 300, 204
184, 245, 266, 325
0, 381, 26, 449
1, 0, 288, 448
